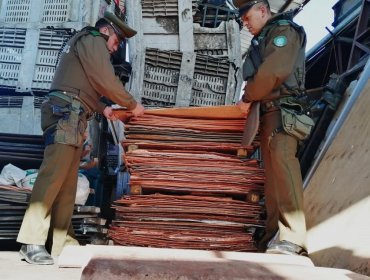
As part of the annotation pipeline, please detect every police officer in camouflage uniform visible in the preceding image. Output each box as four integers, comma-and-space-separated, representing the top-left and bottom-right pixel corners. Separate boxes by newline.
234, 0, 308, 256
17, 12, 144, 265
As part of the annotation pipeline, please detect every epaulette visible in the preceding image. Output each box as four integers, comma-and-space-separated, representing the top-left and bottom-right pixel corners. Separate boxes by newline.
80, 26, 101, 37
81, 26, 108, 40
276, 19, 291, 26
89, 30, 101, 37
258, 16, 305, 43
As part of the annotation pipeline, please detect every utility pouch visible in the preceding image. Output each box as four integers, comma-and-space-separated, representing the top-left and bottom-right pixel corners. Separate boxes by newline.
280, 97, 315, 141
54, 99, 86, 147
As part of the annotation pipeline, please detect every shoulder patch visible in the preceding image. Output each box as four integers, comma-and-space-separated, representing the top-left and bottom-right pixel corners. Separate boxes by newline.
273, 35, 288, 47
89, 30, 101, 37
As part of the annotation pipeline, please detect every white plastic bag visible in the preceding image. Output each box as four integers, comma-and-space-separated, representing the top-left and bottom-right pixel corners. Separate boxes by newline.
75, 173, 90, 205
0, 164, 26, 186
20, 170, 90, 205
20, 169, 39, 190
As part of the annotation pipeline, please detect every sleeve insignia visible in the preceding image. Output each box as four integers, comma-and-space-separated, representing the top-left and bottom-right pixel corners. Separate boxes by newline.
273, 35, 288, 47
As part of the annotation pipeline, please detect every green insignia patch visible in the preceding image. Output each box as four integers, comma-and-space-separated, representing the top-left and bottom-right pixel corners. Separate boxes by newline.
89, 30, 101, 37
273, 35, 288, 47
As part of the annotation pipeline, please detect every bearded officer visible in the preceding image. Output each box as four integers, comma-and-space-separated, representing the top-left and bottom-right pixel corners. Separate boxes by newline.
234, 0, 308, 256
17, 11, 144, 265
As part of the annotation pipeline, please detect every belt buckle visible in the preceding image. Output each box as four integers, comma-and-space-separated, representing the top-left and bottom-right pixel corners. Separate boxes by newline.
264, 101, 274, 110
261, 101, 277, 114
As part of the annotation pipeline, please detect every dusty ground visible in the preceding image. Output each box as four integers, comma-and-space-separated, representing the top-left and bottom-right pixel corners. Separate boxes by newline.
0, 241, 81, 280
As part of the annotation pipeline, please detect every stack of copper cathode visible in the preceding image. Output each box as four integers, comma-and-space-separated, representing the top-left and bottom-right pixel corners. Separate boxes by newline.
109, 106, 265, 251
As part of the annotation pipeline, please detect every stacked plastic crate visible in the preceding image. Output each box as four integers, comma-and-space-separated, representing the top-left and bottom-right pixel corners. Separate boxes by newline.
0, 0, 117, 93
126, 0, 243, 108
0, 27, 26, 89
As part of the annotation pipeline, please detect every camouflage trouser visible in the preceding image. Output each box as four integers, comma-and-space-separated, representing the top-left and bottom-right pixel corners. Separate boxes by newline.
17, 95, 88, 256
259, 110, 307, 250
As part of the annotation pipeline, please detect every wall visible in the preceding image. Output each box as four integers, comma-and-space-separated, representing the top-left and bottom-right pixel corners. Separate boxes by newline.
305, 73, 370, 276
0, 96, 42, 135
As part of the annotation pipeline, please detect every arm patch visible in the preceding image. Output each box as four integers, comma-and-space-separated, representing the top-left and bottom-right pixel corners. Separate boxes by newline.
273, 35, 288, 47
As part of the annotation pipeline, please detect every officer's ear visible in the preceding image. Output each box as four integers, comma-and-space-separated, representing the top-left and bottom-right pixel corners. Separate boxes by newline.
260, 5, 268, 18
99, 26, 110, 36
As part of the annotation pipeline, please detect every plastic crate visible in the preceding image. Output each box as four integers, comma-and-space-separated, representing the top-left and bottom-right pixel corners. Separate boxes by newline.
193, 72, 227, 95
2, 0, 71, 24
0, 27, 27, 88
32, 28, 73, 90
126, 0, 243, 107
2, 0, 31, 24
141, 0, 198, 17
142, 48, 182, 106
141, 49, 235, 107
0, 0, 100, 26
34, 96, 48, 109
190, 88, 226, 106
193, 2, 238, 28
0, 27, 74, 92
0, 0, 123, 92
0, 96, 23, 108
190, 54, 230, 106
42, 0, 71, 23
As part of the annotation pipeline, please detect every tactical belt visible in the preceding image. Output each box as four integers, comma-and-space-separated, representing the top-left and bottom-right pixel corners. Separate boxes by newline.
48, 90, 91, 116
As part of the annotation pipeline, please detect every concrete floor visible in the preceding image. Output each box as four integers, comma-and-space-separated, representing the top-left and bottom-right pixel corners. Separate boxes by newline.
0, 251, 82, 280
0, 241, 81, 280
1, 243, 369, 280
61, 245, 370, 280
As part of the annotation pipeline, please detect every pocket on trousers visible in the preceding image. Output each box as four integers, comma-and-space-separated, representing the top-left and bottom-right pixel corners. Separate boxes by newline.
54, 112, 85, 147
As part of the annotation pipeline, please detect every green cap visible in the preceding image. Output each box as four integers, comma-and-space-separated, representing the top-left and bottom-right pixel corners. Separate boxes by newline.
233, 0, 265, 16
103, 11, 137, 39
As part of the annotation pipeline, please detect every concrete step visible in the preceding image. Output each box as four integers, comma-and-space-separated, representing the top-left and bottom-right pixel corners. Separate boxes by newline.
58, 245, 369, 280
